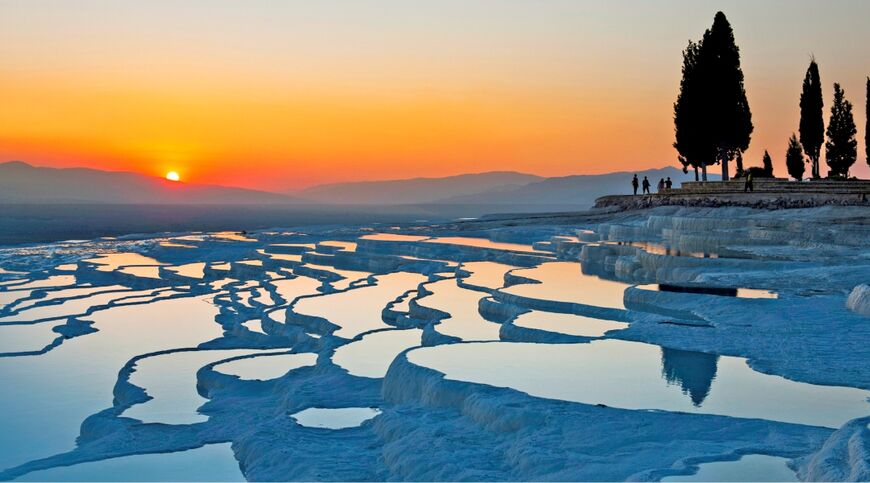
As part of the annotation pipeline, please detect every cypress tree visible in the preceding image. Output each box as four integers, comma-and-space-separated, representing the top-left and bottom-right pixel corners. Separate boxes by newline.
786, 134, 805, 181
825, 83, 857, 178
762, 150, 774, 177
674, 12, 752, 182
674, 40, 715, 181
698, 12, 753, 181
866, 77, 869, 168
799, 60, 824, 178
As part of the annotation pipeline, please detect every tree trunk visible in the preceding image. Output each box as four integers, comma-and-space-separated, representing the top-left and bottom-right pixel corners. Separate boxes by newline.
721, 154, 729, 181
694, 166, 699, 181
701, 163, 708, 181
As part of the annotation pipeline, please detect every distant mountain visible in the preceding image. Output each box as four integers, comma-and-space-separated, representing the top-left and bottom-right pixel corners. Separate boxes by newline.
295, 171, 544, 204
0, 161, 299, 204
433, 167, 714, 208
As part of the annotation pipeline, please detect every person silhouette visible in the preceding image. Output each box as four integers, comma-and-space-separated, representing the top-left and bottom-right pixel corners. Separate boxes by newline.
642, 176, 651, 194
631, 174, 639, 195
657, 178, 665, 192
665, 177, 672, 189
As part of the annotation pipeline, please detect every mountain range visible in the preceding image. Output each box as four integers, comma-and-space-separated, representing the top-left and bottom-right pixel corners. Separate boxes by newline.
0, 161, 703, 208
290, 166, 702, 208
0, 161, 298, 204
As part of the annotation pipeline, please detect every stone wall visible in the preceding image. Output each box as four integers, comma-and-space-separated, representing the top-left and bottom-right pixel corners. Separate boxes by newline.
595, 180, 870, 211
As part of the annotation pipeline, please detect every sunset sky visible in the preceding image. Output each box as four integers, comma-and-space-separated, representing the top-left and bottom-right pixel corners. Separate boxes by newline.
1, 0, 868, 190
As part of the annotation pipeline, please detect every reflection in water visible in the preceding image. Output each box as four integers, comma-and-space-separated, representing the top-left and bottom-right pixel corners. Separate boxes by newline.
637, 284, 778, 299
407, 340, 870, 428
661, 347, 719, 406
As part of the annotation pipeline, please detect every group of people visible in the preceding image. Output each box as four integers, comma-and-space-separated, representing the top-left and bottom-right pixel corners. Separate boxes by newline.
631, 174, 672, 195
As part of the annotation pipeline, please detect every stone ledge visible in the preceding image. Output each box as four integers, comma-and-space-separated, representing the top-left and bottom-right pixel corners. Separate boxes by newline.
594, 191, 870, 211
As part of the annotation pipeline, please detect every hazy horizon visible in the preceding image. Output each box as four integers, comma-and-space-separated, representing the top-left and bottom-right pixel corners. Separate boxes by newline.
1, 0, 869, 190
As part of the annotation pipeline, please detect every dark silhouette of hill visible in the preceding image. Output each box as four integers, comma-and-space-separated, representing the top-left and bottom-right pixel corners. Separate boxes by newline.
0, 161, 299, 204
433, 167, 711, 207
295, 171, 543, 204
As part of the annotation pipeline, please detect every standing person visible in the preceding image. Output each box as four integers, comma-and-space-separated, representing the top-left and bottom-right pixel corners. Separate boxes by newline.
665, 177, 673, 189
642, 176, 651, 194
632, 174, 639, 195
744, 172, 754, 192
657, 178, 665, 192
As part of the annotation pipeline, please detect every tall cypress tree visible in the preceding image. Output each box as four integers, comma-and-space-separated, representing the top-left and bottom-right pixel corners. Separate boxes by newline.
674, 40, 715, 181
825, 83, 858, 177
761, 150, 774, 177
673, 12, 751, 182
799, 60, 824, 178
866, 77, 869, 168
698, 12, 753, 181
785, 134, 805, 181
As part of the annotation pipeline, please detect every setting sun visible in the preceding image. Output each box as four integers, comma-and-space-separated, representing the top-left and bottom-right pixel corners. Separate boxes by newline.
165, 171, 180, 182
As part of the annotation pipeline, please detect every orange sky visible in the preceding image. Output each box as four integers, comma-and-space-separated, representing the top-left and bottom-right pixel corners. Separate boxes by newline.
1, 1, 868, 190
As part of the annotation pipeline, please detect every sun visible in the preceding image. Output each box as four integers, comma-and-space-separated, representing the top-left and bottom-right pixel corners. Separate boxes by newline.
165, 171, 180, 182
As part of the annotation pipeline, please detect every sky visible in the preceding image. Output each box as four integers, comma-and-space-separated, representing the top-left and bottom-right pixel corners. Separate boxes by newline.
1, 0, 868, 191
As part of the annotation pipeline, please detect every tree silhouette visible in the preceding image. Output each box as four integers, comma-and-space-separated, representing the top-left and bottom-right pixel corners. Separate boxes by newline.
674, 41, 714, 181
786, 134, 805, 181
825, 83, 857, 177
762, 150, 774, 177
699, 12, 753, 181
673, 12, 752, 182
866, 77, 869, 168
799, 60, 824, 178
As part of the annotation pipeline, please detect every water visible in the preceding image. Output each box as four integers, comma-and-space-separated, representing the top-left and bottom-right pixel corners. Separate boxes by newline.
501, 262, 630, 310
0, 295, 225, 470
416, 279, 501, 341
241, 319, 267, 335
166, 262, 207, 279
424, 236, 544, 253
293, 272, 426, 338
663, 454, 798, 482
407, 339, 870, 428
15, 443, 244, 482
123, 349, 266, 425
291, 407, 382, 429
0, 322, 61, 353
333, 329, 422, 378
320, 240, 358, 252
12, 285, 126, 312
0, 287, 158, 323
458, 261, 518, 290
636, 284, 778, 299
85, 253, 164, 271
118, 265, 163, 279
512, 311, 628, 337
213, 352, 317, 381
270, 276, 322, 305
359, 233, 430, 242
